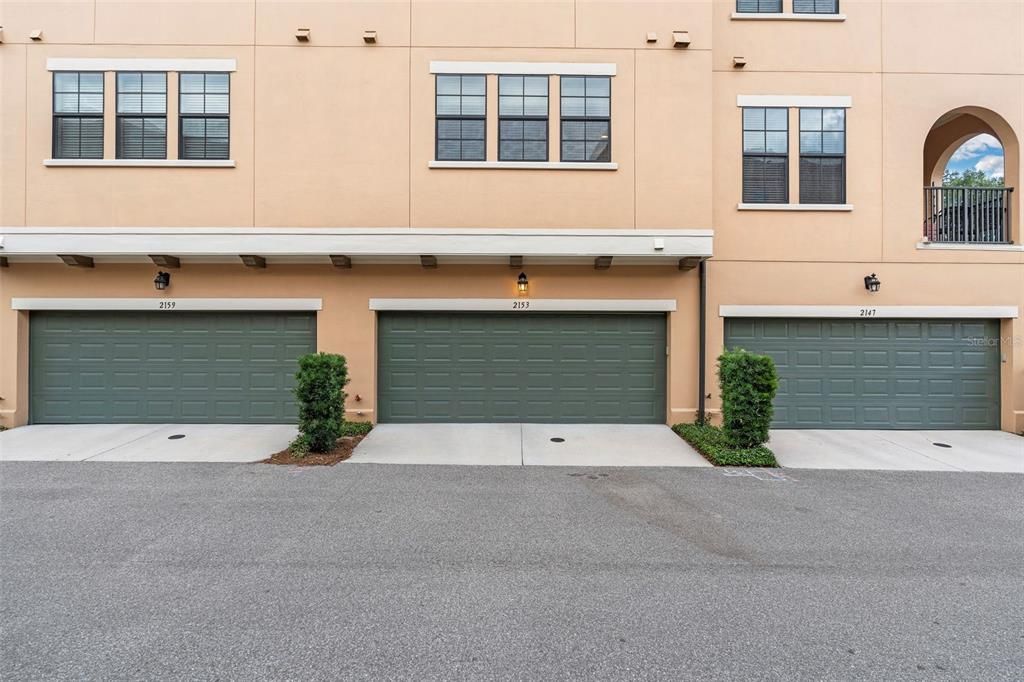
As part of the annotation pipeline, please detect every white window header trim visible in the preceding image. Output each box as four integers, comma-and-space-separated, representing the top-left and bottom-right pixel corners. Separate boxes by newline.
430, 61, 616, 76
47, 58, 237, 73
719, 305, 1019, 319
737, 95, 852, 109
12, 298, 322, 311
370, 299, 676, 312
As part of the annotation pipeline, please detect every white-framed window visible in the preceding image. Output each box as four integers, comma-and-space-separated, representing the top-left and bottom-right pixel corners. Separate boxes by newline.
116, 72, 167, 159
52, 72, 104, 159
435, 74, 486, 161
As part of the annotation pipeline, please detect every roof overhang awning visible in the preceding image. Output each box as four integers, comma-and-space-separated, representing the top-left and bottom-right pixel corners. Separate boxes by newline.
0, 227, 713, 266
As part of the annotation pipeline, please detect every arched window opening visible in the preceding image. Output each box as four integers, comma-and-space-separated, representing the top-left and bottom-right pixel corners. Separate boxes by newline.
923, 108, 1017, 245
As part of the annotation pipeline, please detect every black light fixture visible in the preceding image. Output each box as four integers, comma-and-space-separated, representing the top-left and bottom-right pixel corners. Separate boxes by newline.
517, 272, 529, 296
863, 273, 880, 293
154, 271, 171, 291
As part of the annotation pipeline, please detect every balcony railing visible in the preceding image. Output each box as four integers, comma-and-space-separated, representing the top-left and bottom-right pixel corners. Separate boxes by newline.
923, 186, 1014, 244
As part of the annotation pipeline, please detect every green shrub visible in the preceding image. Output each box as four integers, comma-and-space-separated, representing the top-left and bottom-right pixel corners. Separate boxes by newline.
339, 421, 373, 438
672, 423, 778, 468
718, 349, 779, 449
293, 352, 349, 453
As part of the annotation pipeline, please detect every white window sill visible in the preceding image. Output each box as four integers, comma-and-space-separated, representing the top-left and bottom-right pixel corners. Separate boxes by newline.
917, 241, 1022, 252
429, 160, 618, 171
44, 159, 236, 168
731, 12, 846, 22
737, 203, 853, 212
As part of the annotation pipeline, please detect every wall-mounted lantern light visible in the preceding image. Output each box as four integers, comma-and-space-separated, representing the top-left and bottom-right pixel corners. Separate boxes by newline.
154, 271, 171, 291
517, 272, 529, 296
863, 273, 880, 293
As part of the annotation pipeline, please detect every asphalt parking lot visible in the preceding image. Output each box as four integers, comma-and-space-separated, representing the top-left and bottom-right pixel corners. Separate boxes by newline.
1, 462, 1022, 680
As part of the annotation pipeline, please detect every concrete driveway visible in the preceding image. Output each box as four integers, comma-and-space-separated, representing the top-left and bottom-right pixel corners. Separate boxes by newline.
0, 424, 297, 463
350, 423, 710, 467
770, 429, 1023, 473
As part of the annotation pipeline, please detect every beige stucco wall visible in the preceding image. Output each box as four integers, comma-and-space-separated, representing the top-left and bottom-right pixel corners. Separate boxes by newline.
1, 0, 1023, 431
0, 264, 702, 427
707, 260, 1024, 433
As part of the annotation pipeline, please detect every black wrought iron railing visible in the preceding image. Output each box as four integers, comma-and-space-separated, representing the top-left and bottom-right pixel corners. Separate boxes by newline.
923, 186, 1014, 244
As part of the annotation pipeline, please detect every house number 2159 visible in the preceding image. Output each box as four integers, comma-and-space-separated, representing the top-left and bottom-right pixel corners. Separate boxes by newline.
159, 301, 177, 310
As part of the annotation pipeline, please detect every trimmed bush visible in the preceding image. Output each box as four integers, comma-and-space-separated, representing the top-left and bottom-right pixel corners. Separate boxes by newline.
293, 353, 349, 454
718, 349, 779, 449
339, 421, 373, 438
672, 423, 778, 467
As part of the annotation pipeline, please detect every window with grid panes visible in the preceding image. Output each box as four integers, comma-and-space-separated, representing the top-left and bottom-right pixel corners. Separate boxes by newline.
560, 76, 610, 163
799, 108, 846, 204
736, 0, 783, 12
179, 72, 230, 160
793, 0, 839, 13
53, 72, 104, 159
435, 75, 486, 161
498, 75, 548, 161
116, 72, 167, 159
742, 107, 789, 203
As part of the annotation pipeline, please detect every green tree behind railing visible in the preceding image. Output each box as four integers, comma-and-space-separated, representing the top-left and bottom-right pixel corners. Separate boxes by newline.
942, 169, 1005, 188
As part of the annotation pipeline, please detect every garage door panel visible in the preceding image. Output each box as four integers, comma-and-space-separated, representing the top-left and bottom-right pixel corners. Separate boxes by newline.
959, 350, 991, 369
30, 312, 314, 424
927, 322, 955, 339
725, 318, 999, 429
962, 406, 996, 427
861, 350, 890, 368
893, 378, 924, 397
862, 322, 890, 339
378, 313, 665, 423
793, 405, 825, 426
863, 405, 894, 426
894, 350, 923, 368
894, 322, 923, 338
827, 406, 856, 426
827, 378, 855, 396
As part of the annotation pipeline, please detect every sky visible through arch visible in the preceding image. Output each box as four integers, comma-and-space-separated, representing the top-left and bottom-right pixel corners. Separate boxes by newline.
945, 134, 1004, 179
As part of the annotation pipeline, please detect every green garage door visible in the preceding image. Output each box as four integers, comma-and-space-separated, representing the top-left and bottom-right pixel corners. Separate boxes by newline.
377, 313, 666, 423
725, 318, 1000, 429
30, 311, 316, 424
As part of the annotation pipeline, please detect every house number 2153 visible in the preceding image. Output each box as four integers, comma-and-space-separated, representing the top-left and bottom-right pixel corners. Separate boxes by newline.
512, 301, 530, 310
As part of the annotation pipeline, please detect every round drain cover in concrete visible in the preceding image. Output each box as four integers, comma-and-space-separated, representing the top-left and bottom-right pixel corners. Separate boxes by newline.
932, 442, 952, 448
168, 434, 186, 440
550, 437, 565, 443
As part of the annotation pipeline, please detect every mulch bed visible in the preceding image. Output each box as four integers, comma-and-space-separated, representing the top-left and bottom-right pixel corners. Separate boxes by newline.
262, 434, 367, 467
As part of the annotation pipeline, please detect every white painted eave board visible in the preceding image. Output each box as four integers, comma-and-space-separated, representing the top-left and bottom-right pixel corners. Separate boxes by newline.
0, 227, 714, 260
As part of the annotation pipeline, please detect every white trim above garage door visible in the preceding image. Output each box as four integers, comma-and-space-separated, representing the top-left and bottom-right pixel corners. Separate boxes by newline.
12, 298, 323, 311
370, 298, 677, 312
719, 305, 1019, 319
